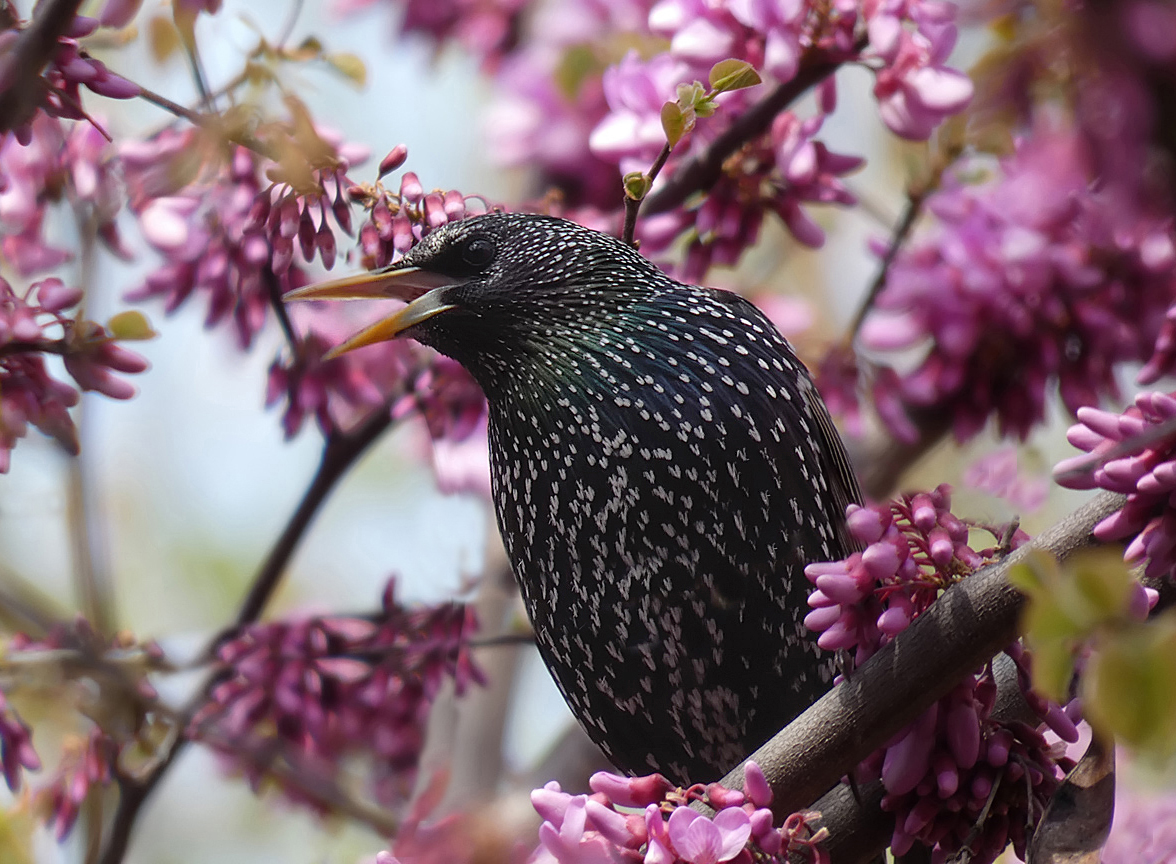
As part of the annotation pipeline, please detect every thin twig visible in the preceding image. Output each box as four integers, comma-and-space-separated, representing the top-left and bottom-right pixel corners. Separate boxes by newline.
0, 338, 69, 358
67, 213, 116, 637
263, 266, 302, 361
643, 41, 863, 217
845, 190, 925, 345
621, 142, 672, 247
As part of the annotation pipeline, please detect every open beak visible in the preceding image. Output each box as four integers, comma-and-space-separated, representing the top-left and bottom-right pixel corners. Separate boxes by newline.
284, 266, 461, 360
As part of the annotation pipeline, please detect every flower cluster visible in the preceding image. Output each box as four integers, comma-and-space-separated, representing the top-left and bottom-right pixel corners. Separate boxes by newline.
124, 122, 366, 350
0, 113, 127, 276
191, 578, 483, 809
349, 156, 496, 271
640, 84, 862, 281
804, 486, 1077, 862
0, 276, 149, 471
857, 123, 1176, 443
870, 668, 1074, 861
4, 620, 167, 840
529, 761, 828, 864
0, 11, 139, 146
1054, 391, 1176, 580
804, 485, 1025, 664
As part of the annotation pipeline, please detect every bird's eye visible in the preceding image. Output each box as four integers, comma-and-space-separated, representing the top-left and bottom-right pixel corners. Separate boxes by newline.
462, 237, 496, 268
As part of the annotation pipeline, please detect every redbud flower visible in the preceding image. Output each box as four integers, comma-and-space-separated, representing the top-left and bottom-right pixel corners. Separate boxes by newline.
0, 11, 140, 146
861, 122, 1176, 443
0, 277, 148, 470
805, 487, 1076, 862
192, 577, 483, 810
530, 762, 827, 864
1055, 391, 1176, 579
41, 729, 117, 840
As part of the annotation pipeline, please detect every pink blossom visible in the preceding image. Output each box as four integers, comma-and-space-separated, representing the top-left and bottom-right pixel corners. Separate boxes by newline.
666, 807, 751, 864
860, 122, 1176, 443
1055, 391, 1176, 579
192, 577, 483, 811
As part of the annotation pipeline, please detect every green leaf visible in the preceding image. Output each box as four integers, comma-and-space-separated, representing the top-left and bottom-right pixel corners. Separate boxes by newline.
326, 52, 367, 87
106, 311, 158, 341
675, 81, 707, 109
708, 58, 762, 93
1084, 614, 1176, 760
660, 102, 687, 148
1070, 546, 1136, 622
623, 172, 652, 201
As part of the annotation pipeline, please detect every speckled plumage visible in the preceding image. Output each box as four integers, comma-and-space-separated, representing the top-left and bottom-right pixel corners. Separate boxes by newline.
390, 213, 862, 784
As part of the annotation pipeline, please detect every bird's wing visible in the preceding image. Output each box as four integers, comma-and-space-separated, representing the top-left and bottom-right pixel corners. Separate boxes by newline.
702, 287, 864, 552
799, 373, 865, 550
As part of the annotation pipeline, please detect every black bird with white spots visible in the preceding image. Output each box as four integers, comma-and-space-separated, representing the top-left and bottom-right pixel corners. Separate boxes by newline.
288, 212, 863, 785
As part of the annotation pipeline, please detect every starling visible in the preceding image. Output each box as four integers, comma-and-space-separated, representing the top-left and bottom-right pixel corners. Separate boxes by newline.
288, 213, 862, 785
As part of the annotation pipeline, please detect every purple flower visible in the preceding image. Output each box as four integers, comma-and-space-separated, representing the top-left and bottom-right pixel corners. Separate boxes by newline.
124, 131, 295, 349
1054, 391, 1176, 579
530, 764, 829, 864
666, 806, 751, 864
41, 729, 117, 840
860, 122, 1176, 444
0, 277, 148, 470
865, 0, 972, 139
336, 0, 529, 70
0, 115, 127, 276
805, 487, 1076, 862
0, 10, 140, 145
191, 577, 483, 811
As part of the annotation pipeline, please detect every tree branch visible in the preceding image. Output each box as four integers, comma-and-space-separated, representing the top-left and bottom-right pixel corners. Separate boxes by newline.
643, 43, 863, 217
717, 491, 1124, 833
0, 0, 85, 134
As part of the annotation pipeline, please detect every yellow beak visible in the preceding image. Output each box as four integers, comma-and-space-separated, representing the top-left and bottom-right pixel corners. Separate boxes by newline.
284, 266, 460, 360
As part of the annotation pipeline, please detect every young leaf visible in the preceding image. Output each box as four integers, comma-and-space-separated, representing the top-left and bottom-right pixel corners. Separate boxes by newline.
661, 102, 687, 147
326, 53, 368, 88
623, 172, 652, 201
107, 311, 158, 342
708, 58, 762, 93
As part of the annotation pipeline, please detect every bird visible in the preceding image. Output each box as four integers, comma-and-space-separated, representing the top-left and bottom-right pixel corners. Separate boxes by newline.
287, 212, 862, 786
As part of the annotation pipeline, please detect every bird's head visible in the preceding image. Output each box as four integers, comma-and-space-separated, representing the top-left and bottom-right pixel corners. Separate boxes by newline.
285, 213, 670, 389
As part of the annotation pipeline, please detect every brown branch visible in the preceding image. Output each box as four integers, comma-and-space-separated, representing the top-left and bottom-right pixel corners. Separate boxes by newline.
716, 491, 1124, 834
0, 338, 69, 358
643, 41, 863, 217
0, 0, 86, 134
